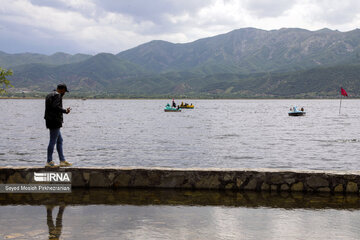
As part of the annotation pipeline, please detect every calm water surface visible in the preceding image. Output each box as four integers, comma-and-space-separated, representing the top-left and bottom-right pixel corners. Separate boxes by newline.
2, 205, 359, 240
1, 99, 360, 170
0, 189, 359, 240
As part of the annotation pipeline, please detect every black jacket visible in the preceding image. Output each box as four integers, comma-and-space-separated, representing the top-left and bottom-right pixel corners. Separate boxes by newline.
44, 91, 67, 129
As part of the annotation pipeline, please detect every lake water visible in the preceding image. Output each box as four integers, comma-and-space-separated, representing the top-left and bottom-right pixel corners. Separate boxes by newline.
1, 99, 360, 170
1, 189, 360, 240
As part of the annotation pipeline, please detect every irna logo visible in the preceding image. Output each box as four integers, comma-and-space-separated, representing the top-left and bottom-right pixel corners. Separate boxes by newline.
34, 172, 71, 182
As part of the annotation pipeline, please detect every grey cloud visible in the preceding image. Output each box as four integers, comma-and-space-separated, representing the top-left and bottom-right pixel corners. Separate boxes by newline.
89, 0, 219, 38
243, 0, 298, 18
0, 33, 77, 54
29, 0, 106, 19
28, 0, 213, 24
92, 0, 213, 23
0, 20, 83, 54
314, 0, 360, 25
3, 0, 360, 55
28, 0, 216, 36
29, 0, 69, 10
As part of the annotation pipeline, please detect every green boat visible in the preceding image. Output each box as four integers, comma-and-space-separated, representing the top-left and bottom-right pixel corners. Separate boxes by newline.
164, 103, 181, 112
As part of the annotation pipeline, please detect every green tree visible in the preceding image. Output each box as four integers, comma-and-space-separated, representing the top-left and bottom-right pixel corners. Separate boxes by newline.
0, 67, 13, 94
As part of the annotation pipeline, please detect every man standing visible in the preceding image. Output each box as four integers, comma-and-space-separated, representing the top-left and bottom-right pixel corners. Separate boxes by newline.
44, 83, 72, 167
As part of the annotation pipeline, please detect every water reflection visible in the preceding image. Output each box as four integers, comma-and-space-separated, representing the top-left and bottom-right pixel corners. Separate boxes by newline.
46, 205, 65, 240
1, 188, 360, 209
0, 189, 360, 239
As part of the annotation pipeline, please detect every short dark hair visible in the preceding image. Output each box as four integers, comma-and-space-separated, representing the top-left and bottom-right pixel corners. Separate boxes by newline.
57, 83, 69, 92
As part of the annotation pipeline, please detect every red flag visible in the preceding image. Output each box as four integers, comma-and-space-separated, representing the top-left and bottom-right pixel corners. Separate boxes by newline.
341, 87, 348, 97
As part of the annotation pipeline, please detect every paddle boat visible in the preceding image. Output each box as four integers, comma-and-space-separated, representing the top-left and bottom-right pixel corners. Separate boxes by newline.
288, 106, 306, 116
179, 102, 194, 109
164, 103, 181, 112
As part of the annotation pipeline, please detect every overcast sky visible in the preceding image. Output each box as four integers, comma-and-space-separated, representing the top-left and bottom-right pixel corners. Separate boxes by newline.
1, 0, 360, 55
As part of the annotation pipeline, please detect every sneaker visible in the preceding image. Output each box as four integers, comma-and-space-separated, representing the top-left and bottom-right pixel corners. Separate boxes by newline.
45, 161, 58, 168
60, 161, 72, 167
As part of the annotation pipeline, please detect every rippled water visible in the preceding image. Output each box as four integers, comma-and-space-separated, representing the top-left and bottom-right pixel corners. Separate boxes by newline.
1, 99, 360, 170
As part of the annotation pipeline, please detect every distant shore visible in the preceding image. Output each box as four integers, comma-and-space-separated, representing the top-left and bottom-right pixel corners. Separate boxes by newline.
0, 96, 354, 100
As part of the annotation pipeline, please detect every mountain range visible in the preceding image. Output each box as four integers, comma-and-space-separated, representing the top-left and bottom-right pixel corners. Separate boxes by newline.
4, 27, 360, 98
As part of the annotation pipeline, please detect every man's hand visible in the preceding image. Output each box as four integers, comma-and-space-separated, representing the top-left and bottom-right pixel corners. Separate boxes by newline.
66, 107, 71, 114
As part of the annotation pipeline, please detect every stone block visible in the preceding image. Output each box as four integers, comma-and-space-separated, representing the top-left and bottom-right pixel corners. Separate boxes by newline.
147, 171, 161, 186
132, 172, 151, 187
179, 179, 193, 189
334, 184, 344, 193
174, 172, 195, 188
254, 173, 266, 182
108, 172, 116, 182
236, 178, 245, 188
270, 174, 283, 184
7, 172, 26, 184
223, 173, 233, 181
25, 172, 34, 183
346, 182, 358, 193
113, 173, 132, 188
72, 172, 86, 187
0, 173, 6, 183
195, 175, 220, 189
291, 182, 304, 192
306, 176, 329, 188
284, 178, 296, 185
89, 172, 108, 187
159, 174, 186, 188
283, 173, 296, 178
244, 179, 257, 190
83, 172, 90, 182
344, 175, 357, 180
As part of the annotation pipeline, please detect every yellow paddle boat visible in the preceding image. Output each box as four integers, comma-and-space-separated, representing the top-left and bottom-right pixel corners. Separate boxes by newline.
179, 102, 194, 109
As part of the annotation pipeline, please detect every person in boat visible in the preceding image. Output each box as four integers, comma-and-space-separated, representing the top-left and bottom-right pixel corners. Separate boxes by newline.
184, 103, 188, 107
301, 107, 304, 112
172, 99, 176, 108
